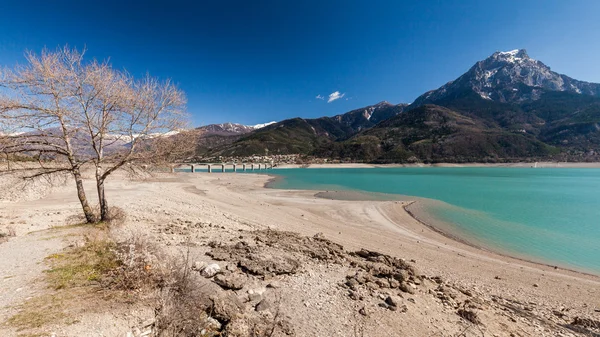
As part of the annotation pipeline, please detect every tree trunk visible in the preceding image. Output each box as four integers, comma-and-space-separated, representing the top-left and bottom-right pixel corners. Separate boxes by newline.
73, 168, 96, 223
97, 176, 108, 222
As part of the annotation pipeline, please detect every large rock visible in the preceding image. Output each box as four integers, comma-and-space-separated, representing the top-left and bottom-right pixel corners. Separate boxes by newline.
211, 294, 245, 323
238, 255, 300, 276
214, 272, 246, 290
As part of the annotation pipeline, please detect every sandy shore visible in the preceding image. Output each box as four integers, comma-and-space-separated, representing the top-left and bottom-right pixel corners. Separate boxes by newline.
276, 162, 600, 168
1, 171, 599, 336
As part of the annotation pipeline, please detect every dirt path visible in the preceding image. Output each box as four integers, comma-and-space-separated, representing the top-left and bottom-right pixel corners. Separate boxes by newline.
0, 229, 73, 331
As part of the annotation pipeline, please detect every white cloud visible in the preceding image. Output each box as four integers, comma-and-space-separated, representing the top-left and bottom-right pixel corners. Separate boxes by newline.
315, 94, 325, 100
327, 91, 345, 103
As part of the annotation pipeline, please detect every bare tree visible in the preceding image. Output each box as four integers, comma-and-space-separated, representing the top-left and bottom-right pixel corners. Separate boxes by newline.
0, 46, 190, 222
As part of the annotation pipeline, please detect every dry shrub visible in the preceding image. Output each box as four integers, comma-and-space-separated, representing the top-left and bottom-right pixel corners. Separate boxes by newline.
104, 206, 127, 226
107, 229, 168, 291
153, 273, 213, 337
108, 230, 214, 336
65, 206, 126, 226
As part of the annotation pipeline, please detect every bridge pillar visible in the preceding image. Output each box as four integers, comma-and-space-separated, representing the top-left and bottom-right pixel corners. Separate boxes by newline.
191, 164, 195, 173
221, 164, 225, 172
251, 164, 254, 171
242, 164, 246, 171
208, 164, 212, 173
233, 164, 236, 172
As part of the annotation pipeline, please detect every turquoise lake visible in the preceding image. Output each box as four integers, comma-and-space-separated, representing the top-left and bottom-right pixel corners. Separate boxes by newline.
267, 167, 600, 274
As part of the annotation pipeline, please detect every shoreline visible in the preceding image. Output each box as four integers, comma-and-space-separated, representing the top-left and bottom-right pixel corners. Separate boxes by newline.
263, 173, 600, 278
275, 161, 600, 169
3, 170, 600, 335
402, 200, 600, 278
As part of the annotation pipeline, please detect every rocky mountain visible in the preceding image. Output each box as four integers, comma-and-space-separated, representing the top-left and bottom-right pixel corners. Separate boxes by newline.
412, 49, 600, 106
330, 101, 409, 131
196, 49, 600, 162
197, 122, 276, 136
201, 102, 407, 157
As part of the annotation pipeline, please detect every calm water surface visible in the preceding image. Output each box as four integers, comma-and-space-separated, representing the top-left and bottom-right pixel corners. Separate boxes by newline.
268, 167, 600, 274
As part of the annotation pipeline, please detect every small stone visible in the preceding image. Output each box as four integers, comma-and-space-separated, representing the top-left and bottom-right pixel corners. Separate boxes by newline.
366, 282, 380, 290
248, 293, 262, 302
346, 278, 359, 289
394, 270, 409, 282
359, 306, 368, 316
385, 296, 400, 307
533, 283, 539, 287
376, 279, 390, 288
267, 280, 281, 288
255, 299, 271, 312
399, 282, 415, 294
201, 263, 221, 277
204, 317, 222, 330
214, 273, 246, 290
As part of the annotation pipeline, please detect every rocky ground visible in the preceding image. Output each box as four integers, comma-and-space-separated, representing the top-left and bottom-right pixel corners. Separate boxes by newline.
0, 171, 599, 336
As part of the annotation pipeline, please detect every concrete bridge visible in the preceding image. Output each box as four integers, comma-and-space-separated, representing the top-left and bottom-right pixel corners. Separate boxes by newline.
173, 163, 274, 173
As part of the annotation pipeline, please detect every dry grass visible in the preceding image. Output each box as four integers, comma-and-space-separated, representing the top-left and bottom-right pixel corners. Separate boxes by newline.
5, 292, 80, 332
6, 229, 116, 333
6, 213, 215, 336
45, 236, 119, 290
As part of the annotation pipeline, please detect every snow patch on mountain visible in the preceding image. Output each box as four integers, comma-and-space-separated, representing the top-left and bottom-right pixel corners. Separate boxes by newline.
251, 121, 276, 129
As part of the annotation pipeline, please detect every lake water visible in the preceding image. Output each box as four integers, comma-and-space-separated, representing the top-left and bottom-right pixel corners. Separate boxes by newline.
267, 167, 600, 274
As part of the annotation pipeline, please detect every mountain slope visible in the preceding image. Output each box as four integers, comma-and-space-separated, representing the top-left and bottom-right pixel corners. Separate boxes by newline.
196, 121, 276, 136
196, 49, 600, 162
193, 121, 276, 156
316, 105, 554, 163
208, 102, 408, 157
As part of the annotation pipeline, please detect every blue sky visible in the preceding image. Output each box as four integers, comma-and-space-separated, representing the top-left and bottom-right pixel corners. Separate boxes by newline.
1, 0, 599, 126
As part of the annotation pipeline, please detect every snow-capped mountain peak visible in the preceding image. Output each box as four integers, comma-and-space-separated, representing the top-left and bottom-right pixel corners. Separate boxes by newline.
412, 48, 600, 105
197, 121, 276, 135
493, 49, 530, 63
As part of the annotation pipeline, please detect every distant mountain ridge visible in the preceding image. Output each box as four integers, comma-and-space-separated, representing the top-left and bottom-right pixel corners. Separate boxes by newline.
202, 102, 408, 157
197, 121, 276, 135
194, 49, 600, 163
